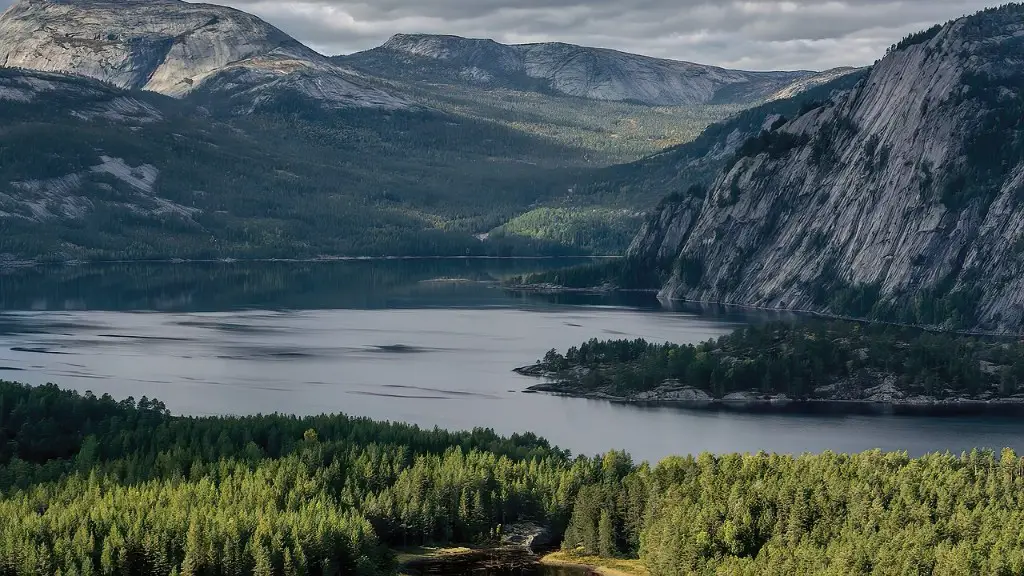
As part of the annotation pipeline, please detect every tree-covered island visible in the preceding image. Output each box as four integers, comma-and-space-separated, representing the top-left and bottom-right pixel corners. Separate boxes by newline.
517, 320, 1024, 406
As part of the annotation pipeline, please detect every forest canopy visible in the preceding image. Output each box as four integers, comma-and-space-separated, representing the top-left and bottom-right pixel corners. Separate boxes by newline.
2, 380, 1023, 575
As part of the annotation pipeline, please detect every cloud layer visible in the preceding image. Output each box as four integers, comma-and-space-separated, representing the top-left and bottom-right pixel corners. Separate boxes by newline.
0, 0, 1004, 70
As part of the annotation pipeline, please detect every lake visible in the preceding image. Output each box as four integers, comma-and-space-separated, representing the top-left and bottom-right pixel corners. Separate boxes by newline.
2, 259, 1024, 464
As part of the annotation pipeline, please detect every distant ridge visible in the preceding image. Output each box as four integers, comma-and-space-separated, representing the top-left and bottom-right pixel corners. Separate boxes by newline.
339, 33, 818, 106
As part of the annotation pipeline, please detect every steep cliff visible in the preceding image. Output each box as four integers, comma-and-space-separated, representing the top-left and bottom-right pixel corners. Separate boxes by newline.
340, 33, 814, 106
628, 5, 1024, 331
0, 0, 407, 110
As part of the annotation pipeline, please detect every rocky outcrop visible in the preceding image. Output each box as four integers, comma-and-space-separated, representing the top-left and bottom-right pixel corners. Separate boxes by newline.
628, 6, 1024, 332
341, 33, 814, 106
0, 0, 407, 111
767, 67, 865, 101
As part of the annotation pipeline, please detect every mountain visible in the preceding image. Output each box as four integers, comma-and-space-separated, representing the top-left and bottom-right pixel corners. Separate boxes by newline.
626, 5, 1024, 332
0, 66, 589, 260
339, 33, 815, 106
0, 0, 866, 261
0, 0, 407, 111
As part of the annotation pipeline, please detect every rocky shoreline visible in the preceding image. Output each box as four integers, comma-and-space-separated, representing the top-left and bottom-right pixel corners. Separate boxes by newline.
515, 365, 1024, 409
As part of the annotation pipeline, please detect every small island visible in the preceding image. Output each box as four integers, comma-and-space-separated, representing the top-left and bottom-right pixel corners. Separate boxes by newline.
516, 320, 1024, 408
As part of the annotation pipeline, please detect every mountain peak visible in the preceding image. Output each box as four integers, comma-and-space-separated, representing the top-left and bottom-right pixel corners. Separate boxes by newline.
0, 0, 408, 110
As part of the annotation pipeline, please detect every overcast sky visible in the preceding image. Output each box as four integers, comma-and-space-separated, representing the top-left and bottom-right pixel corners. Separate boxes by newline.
1, 0, 1007, 70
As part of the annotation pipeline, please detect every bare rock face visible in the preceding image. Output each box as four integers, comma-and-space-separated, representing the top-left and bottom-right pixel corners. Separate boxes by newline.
766, 67, 865, 101
0, 0, 407, 110
629, 5, 1024, 331
344, 33, 815, 106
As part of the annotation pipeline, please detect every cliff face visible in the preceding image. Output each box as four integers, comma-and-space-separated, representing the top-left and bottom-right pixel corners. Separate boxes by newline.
0, 0, 407, 110
629, 6, 1024, 331
342, 33, 814, 106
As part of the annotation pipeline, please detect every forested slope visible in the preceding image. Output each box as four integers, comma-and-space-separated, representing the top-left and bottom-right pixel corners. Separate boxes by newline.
2, 380, 1024, 575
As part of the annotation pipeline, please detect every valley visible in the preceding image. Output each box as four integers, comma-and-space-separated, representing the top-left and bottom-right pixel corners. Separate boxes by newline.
0, 0, 859, 262
5, 1, 1024, 575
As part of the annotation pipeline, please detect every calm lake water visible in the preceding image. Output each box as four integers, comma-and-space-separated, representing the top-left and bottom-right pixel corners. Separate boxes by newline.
2, 259, 1024, 463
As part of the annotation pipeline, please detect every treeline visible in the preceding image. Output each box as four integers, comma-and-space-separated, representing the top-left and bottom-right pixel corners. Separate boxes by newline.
3, 380, 1024, 574
507, 259, 665, 291
0, 381, 604, 575
533, 320, 1024, 399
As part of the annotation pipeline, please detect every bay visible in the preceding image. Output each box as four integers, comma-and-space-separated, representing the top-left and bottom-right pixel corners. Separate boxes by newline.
2, 259, 1024, 464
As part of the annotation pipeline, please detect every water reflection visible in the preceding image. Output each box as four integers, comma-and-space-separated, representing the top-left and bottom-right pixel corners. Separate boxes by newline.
0, 259, 630, 312
2, 261, 1024, 462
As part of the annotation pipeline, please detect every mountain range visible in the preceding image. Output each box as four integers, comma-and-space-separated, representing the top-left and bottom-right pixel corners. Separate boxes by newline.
6, 0, 1024, 332
0, 0, 855, 261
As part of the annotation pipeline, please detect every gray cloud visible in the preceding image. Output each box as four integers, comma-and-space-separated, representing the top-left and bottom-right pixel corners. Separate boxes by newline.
220, 0, 1002, 70
0, 0, 1005, 70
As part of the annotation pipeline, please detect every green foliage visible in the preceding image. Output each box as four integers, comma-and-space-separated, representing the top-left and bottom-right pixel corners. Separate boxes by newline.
887, 24, 943, 54
725, 129, 810, 172
639, 449, 1024, 575
4, 380, 1024, 574
0, 380, 611, 574
531, 320, 1024, 400
490, 207, 644, 255
675, 255, 705, 288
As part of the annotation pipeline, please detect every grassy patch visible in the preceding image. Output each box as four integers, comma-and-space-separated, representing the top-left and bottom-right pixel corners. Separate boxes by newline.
541, 550, 648, 576
394, 546, 476, 565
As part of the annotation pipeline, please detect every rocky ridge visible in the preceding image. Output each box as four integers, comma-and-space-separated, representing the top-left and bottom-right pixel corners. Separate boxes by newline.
0, 0, 407, 111
627, 5, 1024, 332
341, 33, 815, 106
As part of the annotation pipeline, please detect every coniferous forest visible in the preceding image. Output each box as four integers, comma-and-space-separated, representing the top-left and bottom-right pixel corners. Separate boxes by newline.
2, 380, 1024, 575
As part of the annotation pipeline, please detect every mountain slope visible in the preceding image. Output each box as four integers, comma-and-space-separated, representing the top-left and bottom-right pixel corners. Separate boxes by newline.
0, 0, 406, 111
627, 5, 1024, 331
339, 33, 814, 106
0, 67, 589, 260
767, 67, 865, 101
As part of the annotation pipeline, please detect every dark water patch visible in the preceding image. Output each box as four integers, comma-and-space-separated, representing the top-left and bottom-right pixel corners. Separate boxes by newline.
99, 334, 191, 342
401, 548, 590, 576
51, 371, 105, 380
381, 384, 498, 399
368, 344, 433, 354
10, 346, 71, 355
268, 351, 316, 358
216, 346, 324, 360
345, 390, 449, 400
175, 320, 281, 334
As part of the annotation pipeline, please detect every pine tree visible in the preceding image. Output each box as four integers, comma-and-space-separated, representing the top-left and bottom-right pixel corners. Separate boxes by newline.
598, 509, 615, 558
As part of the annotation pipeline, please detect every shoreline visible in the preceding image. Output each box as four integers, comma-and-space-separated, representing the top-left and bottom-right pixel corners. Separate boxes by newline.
0, 255, 621, 269
516, 367, 1024, 413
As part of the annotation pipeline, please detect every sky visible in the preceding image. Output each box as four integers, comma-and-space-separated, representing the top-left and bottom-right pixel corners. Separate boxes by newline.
0, 0, 1007, 70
